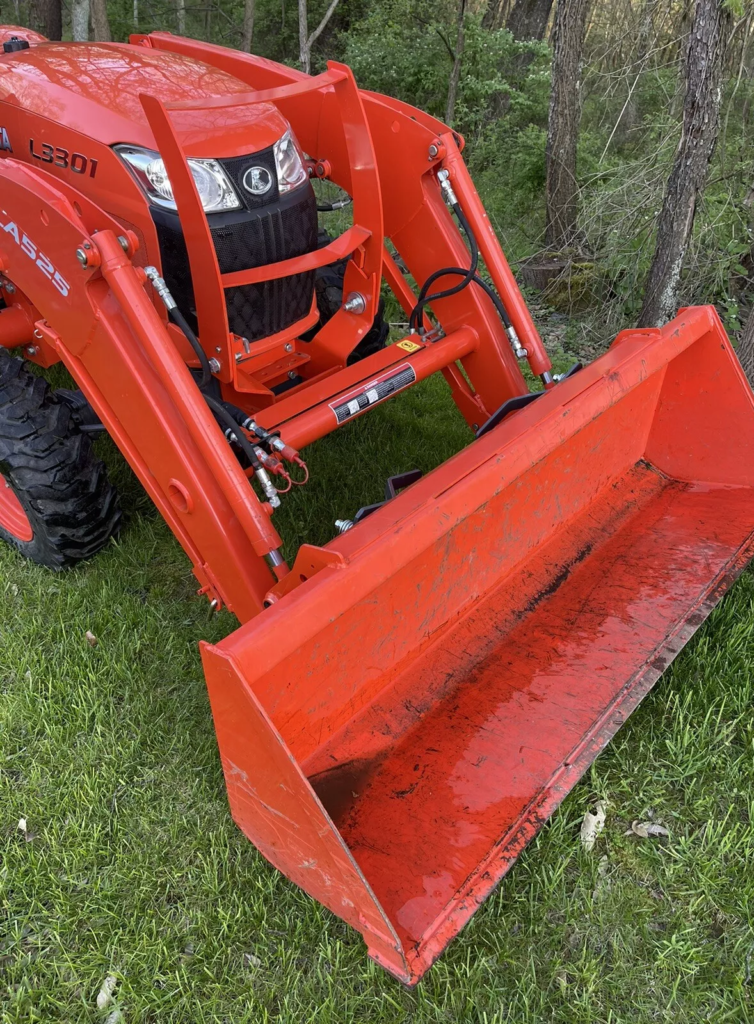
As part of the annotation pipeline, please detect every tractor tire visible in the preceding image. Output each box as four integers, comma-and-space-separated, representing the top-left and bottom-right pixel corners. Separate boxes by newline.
309, 231, 390, 364
0, 349, 121, 569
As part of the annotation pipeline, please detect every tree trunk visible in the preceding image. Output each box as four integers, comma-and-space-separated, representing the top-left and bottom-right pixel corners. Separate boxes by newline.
507, 0, 554, 41
545, 0, 592, 250
445, 0, 466, 125
637, 0, 730, 328
33, 0, 62, 39
176, 0, 186, 35
736, 310, 754, 387
242, 0, 255, 51
299, 0, 310, 73
482, 0, 510, 31
90, 0, 111, 41
71, 0, 89, 41
299, 0, 340, 75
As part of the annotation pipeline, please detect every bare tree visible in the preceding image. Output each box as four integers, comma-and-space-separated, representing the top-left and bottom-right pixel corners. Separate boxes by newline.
637, 0, 730, 327
242, 0, 256, 51
507, 0, 555, 41
445, 0, 467, 125
545, 0, 592, 249
298, 0, 340, 75
90, 0, 111, 41
175, 0, 186, 33
71, 0, 89, 41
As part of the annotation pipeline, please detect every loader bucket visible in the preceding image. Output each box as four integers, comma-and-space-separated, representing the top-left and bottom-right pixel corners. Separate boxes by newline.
201, 306, 754, 984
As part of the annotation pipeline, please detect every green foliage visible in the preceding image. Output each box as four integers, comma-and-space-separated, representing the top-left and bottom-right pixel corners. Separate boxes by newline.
342, 0, 549, 138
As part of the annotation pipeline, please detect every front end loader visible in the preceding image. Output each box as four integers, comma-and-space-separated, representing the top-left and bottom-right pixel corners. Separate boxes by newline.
1, 27, 753, 984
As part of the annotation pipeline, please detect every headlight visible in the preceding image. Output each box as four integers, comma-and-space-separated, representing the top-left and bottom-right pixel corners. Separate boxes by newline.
115, 145, 241, 213
273, 130, 308, 193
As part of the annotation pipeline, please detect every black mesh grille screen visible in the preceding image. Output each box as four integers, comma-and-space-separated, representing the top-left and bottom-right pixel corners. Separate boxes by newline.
151, 178, 317, 343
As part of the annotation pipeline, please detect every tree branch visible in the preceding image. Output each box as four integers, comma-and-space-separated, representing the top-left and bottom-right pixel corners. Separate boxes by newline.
307, 0, 340, 49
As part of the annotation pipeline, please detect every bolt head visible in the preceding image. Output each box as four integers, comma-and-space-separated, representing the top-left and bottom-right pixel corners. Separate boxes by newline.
4, 282, 15, 294
428, 143, 439, 159
343, 291, 367, 315
208, 358, 221, 373
287, 370, 297, 380
284, 342, 293, 352
75, 248, 88, 267
25, 345, 38, 357
117, 235, 129, 252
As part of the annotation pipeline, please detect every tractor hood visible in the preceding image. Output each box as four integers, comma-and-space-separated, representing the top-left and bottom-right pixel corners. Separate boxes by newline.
0, 41, 290, 158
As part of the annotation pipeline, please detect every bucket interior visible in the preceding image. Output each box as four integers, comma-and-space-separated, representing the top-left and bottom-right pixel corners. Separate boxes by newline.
208, 319, 754, 971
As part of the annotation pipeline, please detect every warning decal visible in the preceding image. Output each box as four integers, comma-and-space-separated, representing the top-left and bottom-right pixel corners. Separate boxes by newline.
330, 363, 417, 425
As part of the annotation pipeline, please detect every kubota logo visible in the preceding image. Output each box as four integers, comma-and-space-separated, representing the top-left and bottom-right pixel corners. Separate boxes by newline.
0, 215, 70, 297
0, 127, 11, 152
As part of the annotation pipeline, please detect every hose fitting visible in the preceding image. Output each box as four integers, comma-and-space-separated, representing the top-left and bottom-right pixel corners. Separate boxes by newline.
144, 266, 177, 311
255, 466, 281, 509
437, 169, 459, 207
505, 324, 528, 360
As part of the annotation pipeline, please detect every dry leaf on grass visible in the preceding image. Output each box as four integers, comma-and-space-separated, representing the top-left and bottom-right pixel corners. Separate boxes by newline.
626, 820, 669, 839
96, 975, 118, 1010
16, 818, 34, 841
580, 800, 607, 851
85, 631, 98, 647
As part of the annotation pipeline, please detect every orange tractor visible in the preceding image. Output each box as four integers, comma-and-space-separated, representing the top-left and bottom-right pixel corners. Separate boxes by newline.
1, 25, 753, 984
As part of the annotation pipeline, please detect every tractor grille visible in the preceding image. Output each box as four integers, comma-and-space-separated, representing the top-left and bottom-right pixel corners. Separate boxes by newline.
151, 154, 317, 343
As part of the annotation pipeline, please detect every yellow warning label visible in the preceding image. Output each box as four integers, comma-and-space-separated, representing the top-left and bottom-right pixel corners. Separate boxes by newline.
397, 339, 422, 354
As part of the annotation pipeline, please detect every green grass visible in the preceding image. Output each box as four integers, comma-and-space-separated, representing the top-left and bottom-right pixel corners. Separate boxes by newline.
2, 372, 754, 1023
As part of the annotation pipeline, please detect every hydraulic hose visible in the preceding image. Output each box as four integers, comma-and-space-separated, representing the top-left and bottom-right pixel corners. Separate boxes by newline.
144, 266, 281, 509
409, 203, 479, 333
170, 306, 211, 390
144, 266, 211, 388
409, 171, 528, 360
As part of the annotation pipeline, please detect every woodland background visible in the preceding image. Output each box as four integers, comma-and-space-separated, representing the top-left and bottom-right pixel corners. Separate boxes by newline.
4, 0, 754, 368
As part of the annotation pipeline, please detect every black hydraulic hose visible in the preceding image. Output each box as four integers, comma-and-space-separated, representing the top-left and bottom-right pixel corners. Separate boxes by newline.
144, 266, 265, 475
169, 307, 211, 390
470, 273, 513, 330
409, 203, 479, 332
411, 266, 514, 333
203, 394, 263, 472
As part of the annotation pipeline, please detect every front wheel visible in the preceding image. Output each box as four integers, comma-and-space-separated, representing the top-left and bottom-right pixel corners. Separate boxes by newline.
0, 349, 121, 568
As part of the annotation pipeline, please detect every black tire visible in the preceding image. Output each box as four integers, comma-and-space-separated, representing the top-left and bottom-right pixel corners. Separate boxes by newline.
0, 349, 121, 569
306, 231, 390, 364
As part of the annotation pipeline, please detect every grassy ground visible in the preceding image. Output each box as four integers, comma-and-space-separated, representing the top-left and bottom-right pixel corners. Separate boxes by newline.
2, 361, 754, 1023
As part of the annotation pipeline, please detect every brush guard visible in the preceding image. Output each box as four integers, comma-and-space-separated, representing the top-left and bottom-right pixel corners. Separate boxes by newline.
201, 306, 754, 983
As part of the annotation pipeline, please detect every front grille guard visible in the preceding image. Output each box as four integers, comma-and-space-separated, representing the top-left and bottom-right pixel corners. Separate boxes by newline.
139, 64, 384, 391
